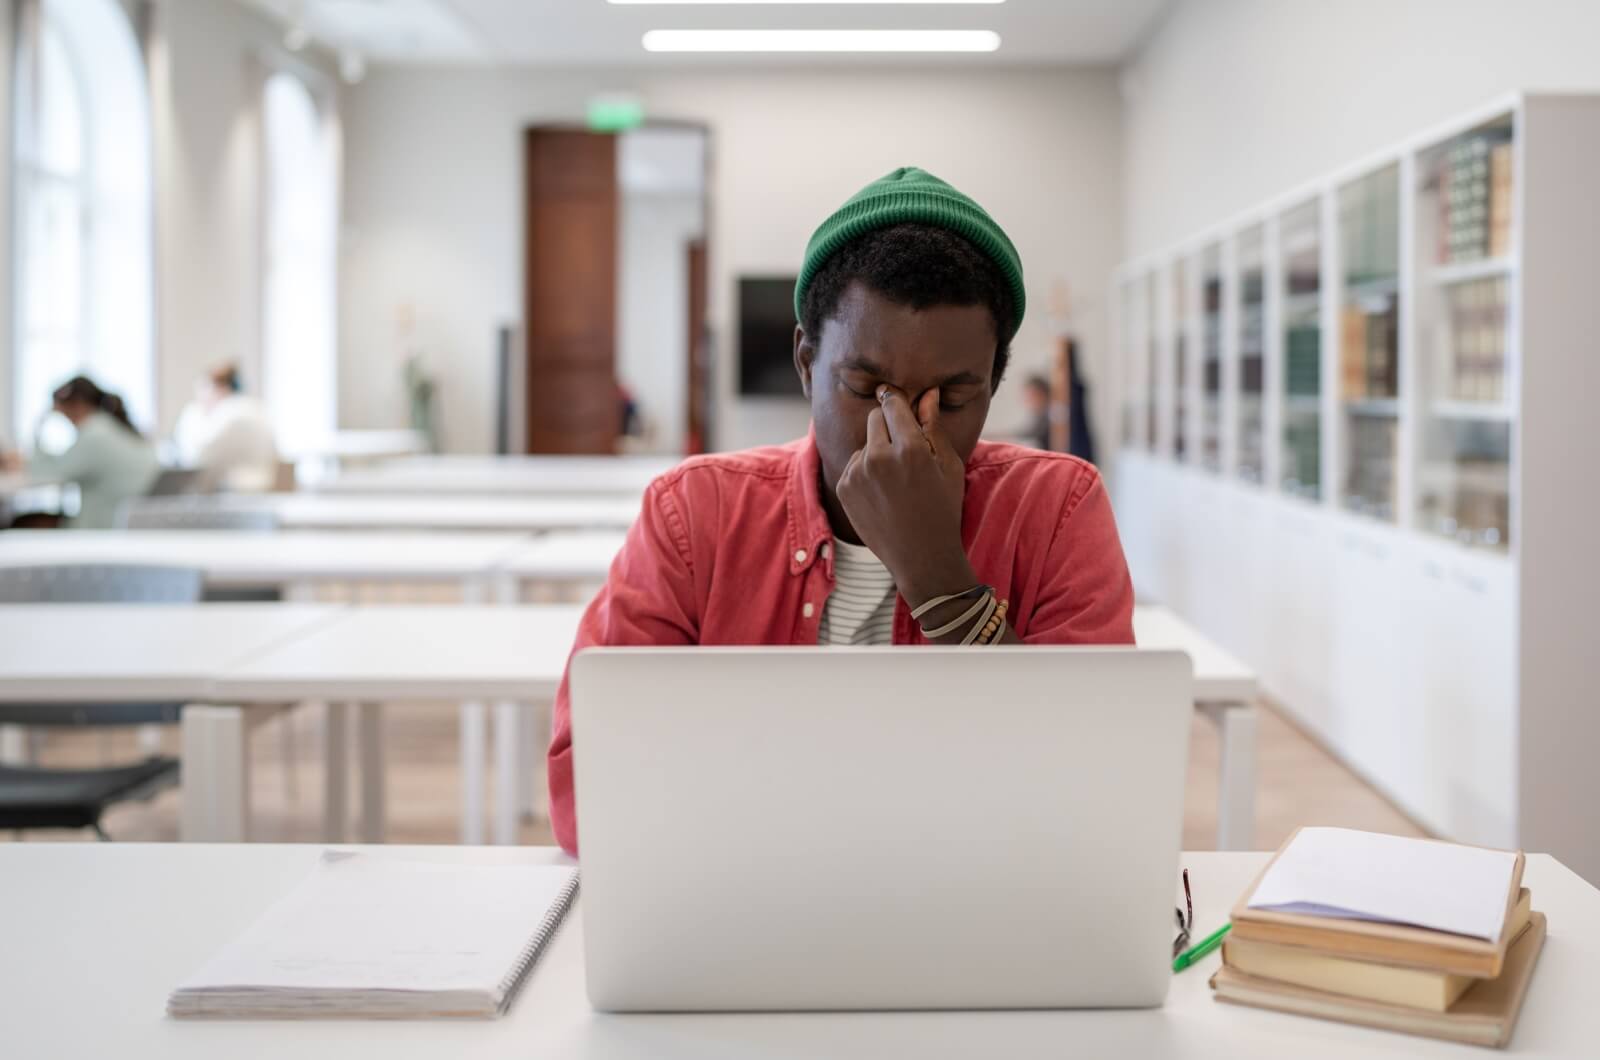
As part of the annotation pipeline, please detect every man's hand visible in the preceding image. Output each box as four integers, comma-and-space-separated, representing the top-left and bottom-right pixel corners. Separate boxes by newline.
835, 386, 976, 608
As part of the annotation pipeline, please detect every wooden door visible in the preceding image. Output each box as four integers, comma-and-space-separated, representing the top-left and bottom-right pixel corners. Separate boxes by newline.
523, 128, 619, 453
686, 238, 709, 454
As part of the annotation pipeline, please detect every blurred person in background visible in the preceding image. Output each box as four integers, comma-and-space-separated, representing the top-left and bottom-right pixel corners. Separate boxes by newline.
1020, 374, 1052, 450
1, 375, 160, 529
173, 362, 279, 492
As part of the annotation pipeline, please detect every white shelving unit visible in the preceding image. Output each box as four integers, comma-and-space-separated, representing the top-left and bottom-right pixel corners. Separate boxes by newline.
1110, 94, 1600, 883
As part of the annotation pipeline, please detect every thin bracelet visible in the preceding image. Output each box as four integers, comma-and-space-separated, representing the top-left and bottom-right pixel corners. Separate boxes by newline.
923, 591, 993, 639
960, 593, 999, 646
973, 604, 1001, 646
981, 600, 1010, 645
910, 583, 991, 622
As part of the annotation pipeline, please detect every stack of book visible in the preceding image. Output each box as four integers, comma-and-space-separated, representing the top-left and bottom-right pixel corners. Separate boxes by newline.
1438, 129, 1514, 264
1434, 276, 1508, 403
1212, 828, 1547, 1049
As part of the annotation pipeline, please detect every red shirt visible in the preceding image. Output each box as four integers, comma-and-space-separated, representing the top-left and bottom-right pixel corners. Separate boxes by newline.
548, 431, 1136, 854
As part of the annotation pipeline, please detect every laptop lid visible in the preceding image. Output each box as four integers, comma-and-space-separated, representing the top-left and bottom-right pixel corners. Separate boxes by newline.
571, 646, 1191, 1012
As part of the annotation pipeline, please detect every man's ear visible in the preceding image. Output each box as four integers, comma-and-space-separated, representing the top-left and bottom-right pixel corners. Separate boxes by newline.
793, 324, 815, 399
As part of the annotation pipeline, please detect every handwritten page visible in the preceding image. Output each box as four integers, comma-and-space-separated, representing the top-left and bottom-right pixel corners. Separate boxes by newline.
1247, 828, 1517, 941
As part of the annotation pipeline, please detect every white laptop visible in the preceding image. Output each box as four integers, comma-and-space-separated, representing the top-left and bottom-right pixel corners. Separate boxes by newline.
570, 646, 1192, 1012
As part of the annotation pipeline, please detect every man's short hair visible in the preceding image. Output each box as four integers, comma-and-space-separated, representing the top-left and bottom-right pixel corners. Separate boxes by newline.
799, 223, 1017, 390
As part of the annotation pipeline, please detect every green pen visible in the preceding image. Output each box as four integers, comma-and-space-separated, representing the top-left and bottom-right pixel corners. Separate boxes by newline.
1172, 922, 1231, 973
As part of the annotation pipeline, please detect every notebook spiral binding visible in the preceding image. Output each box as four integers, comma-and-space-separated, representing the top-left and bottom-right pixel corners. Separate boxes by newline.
496, 871, 581, 1014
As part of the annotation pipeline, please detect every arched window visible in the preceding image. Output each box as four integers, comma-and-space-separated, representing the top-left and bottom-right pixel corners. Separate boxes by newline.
262, 71, 339, 455
11, 0, 154, 442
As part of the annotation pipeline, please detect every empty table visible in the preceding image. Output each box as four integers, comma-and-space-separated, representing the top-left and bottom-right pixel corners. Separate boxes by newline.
0, 604, 344, 839
315, 455, 676, 497
1134, 604, 1261, 850
215, 605, 587, 846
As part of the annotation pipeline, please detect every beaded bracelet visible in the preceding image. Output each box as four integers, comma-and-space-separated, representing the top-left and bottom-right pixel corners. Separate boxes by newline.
977, 599, 1010, 646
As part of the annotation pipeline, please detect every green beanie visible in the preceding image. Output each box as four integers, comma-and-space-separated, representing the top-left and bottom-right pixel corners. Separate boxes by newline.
794, 166, 1026, 344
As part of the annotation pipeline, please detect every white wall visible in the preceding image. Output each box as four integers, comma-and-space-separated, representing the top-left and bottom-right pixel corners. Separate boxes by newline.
339, 65, 1123, 453
1122, 0, 1600, 257
147, 0, 336, 433
618, 190, 701, 454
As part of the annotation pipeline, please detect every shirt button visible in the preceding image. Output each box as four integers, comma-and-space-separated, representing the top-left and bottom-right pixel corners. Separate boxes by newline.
802, 602, 815, 619
794, 548, 807, 564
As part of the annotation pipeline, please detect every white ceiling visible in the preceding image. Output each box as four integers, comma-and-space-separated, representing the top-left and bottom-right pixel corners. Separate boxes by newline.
235, 0, 1172, 66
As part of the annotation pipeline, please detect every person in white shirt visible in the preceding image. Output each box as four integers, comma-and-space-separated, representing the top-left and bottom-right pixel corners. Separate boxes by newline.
173, 363, 280, 492
1, 375, 160, 529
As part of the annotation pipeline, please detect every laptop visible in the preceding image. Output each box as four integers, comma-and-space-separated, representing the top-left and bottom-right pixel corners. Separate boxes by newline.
570, 646, 1191, 1012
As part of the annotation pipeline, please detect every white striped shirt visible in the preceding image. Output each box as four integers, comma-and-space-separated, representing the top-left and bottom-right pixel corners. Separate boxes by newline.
818, 539, 898, 646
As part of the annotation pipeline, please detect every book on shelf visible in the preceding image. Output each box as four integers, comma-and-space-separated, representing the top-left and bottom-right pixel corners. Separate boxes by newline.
1438, 129, 1514, 265
1489, 141, 1513, 258
1436, 276, 1507, 404
1212, 828, 1547, 1050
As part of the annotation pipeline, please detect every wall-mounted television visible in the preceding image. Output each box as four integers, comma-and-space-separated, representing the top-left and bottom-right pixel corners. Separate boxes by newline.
738, 276, 804, 397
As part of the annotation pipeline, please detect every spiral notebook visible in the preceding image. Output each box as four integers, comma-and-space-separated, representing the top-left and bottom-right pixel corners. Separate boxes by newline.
168, 852, 579, 1019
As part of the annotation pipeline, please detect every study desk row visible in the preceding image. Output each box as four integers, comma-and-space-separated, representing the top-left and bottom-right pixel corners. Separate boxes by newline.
6, 843, 1597, 1058
0, 596, 1260, 850
309, 454, 678, 497
0, 530, 624, 844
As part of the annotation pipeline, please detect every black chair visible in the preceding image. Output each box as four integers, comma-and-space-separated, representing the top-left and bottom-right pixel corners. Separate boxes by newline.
0, 563, 202, 838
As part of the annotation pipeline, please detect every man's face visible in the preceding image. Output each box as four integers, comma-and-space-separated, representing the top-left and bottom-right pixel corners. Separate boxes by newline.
795, 281, 996, 509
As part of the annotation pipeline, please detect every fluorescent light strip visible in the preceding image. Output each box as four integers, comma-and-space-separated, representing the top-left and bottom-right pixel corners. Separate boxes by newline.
642, 29, 1000, 52
617, 2, 1002, 6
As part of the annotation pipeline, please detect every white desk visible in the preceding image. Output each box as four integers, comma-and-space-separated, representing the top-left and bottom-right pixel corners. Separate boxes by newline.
316, 455, 675, 497
260, 495, 641, 534
0, 529, 531, 591
5, 844, 1595, 1059
214, 605, 584, 848
0, 605, 344, 839
1134, 605, 1261, 851
0, 604, 342, 703
290, 429, 427, 462
502, 530, 628, 587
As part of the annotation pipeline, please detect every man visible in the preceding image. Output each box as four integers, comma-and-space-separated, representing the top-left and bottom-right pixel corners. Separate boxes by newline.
173, 363, 280, 492
548, 167, 1134, 854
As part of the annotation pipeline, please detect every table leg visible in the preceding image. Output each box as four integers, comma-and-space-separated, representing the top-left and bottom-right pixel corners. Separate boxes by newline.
493, 701, 521, 845
358, 702, 385, 843
181, 705, 250, 842
519, 700, 552, 821
1199, 700, 1258, 851
323, 702, 349, 842
456, 573, 500, 845
460, 702, 486, 844
0, 724, 27, 766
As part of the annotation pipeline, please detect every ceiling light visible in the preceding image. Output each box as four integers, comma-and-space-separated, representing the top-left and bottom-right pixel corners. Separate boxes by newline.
284, 21, 309, 51
617, 1, 1002, 5
641, 29, 1000, 52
